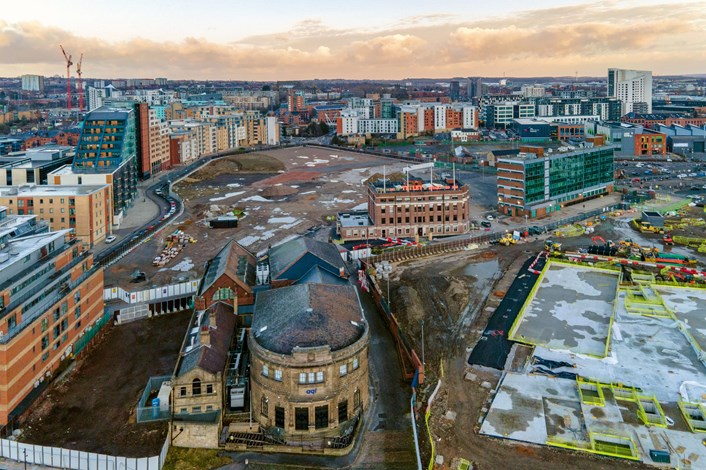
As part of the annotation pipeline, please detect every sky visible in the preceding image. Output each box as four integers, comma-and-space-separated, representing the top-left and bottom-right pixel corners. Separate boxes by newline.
1, 0, 705, 81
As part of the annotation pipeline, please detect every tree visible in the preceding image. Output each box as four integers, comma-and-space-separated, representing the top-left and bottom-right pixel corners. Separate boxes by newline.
319, 122, 329, 135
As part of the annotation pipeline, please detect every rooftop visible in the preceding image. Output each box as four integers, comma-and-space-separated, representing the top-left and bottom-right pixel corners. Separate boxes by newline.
337, 211, 373, 228
85, 106, 132, 121
368, 173, 465, 194
199, 241, 256, 296
176, 302, 237, 377
0, 230, 70, 274
0, 184, 109, 197
252, 283, 365, 355
268, 237, 347, 280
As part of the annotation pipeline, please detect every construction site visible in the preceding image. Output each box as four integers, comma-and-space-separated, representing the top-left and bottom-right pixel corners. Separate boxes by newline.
381, 194, 706, 469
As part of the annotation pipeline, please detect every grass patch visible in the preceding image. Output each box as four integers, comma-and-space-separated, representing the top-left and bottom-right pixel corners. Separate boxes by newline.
162, 447, 232, 470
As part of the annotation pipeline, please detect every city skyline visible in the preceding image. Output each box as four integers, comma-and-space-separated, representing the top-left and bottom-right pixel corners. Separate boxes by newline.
1, 0, 706, 80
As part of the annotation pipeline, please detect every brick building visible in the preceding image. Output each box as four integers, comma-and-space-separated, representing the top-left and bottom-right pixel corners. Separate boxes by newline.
249, 283, 369, 438
194, 240, 256, 308
0, 184, 112, 247
0, 229, 104, 425
366, 174, 470, 239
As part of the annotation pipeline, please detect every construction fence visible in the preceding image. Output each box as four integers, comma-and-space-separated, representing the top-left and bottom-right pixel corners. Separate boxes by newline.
367, 205, 619, 264
0, 434, 169, 470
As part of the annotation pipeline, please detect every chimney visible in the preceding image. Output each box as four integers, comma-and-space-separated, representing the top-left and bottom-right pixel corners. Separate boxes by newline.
200, 325, 210, 346
209, 309, 217, 328
339, 266, 345, 277
194, 296, 206, 311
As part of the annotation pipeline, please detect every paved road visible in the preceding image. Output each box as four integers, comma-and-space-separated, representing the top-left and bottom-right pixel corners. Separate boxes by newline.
468, 255, 546, 369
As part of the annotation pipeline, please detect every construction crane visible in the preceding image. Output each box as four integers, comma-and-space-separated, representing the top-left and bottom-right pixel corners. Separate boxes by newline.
76, 53, 84, 111
59, 45, 73, 111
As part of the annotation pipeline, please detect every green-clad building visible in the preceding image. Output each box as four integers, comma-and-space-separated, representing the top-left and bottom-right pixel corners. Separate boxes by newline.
496, 146, 614, 218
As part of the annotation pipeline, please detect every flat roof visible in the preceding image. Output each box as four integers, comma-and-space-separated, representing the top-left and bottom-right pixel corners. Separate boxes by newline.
0, 230, 70, 274
337, 211, 373, 227
513, 118, 550, 125
0, 184, 109, 197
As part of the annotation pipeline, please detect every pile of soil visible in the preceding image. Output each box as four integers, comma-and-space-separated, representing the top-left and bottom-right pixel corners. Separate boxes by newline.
262, 185, 298, 198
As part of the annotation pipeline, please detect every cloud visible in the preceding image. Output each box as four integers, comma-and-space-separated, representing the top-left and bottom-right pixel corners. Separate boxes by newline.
0, 1, 704, 80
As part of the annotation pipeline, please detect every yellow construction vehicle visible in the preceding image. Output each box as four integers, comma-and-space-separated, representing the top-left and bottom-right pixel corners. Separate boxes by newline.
499, 233, 517, 246
544, 239, 562, 254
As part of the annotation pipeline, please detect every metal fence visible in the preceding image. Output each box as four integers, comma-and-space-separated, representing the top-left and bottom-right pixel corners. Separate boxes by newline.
0, 434, 169, 470
73, 310, 112, 356
367, 204, 619, 264
136, 376, 172, 423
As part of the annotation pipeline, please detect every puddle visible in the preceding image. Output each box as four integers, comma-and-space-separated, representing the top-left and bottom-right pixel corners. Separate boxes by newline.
464, 259, 500, 280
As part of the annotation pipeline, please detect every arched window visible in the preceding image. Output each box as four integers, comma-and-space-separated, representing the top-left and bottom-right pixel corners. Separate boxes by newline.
261, 395, 269, 418
192, 378, 201, 396
213, 287, 234, 301
354, 389, 361, 410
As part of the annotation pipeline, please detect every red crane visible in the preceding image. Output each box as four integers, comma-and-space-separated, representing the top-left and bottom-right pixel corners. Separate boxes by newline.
76, 53, 84, 111
60, 45, 73, 111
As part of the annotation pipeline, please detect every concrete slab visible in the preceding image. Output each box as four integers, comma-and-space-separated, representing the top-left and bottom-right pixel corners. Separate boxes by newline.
512, 264, 618, 357
658, 286, 706, 352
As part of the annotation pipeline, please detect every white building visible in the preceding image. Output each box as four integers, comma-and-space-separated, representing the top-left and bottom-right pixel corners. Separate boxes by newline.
521, 85, 546, 98
265, 116, 279, 146
358, 118, 399, 135
21, 75, 44, 92
608, 68, 652, 115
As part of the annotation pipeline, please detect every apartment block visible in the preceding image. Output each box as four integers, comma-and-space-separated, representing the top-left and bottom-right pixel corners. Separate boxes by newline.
0, 230, 104, 425
20, 75, 44, 93
608, 68, 652, 115
497, 147, 614, 218
0, 185, 112, 247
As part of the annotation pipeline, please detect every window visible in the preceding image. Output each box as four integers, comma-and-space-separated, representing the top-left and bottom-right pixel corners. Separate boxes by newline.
353, 357, 359, 370
299, 372, 307, 384
275, 406, 285, 428
339, 364, 348, 377
180, 387, 187, 397
354, 389, 361, 409
315, 405, 328, 429
261, 395, 268, 418
262, 364, 269, 378
8, 314, 16, 330
316, 371, 324, 383
295, 407, 309, 430
192, 378, 201, 396
274, 369, 282, 382
41, 335, 49, 350
308, 372, 315, 384
192, 406, 201, 413
206, 384, 213, 394
338, 400, 348, 423
75, 306, 81, 319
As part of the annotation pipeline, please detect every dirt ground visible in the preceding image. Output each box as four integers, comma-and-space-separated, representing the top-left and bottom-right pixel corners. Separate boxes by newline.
106, 147, 401, 288
19, 311, 191, 457
386, 224, 657, 469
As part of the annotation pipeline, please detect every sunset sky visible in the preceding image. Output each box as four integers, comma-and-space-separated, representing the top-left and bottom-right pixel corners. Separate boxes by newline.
2, 0, 705, 80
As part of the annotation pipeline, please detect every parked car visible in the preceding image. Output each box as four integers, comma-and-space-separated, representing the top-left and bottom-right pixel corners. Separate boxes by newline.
481, 221, 492, 228
486, 215, 494, 221
106, 235, 117, 243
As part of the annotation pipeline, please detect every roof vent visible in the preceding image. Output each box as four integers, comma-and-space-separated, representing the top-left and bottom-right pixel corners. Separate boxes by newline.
306, 308, 313, 314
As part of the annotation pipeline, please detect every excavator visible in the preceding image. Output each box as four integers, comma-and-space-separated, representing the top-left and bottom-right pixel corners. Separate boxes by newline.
591, 236, 615, 248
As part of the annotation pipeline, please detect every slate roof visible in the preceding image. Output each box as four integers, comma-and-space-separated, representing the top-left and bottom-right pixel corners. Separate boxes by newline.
252, 283, 365, 355
176, 301, 236, 377
199, 240, 256, 295
269, 237, 347, 280
297, 265, 349, 286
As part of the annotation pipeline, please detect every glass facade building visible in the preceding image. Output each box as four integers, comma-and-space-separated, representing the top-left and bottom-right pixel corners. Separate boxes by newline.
497, 146, 614, 217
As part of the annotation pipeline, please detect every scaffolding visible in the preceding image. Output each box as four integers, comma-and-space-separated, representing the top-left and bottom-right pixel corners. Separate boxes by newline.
678, 402, 706, 433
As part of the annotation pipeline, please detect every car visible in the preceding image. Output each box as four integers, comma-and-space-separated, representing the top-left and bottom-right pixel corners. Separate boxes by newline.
486, 215, 494, 221
106, 235, 117, 243
481, 221, 492, 228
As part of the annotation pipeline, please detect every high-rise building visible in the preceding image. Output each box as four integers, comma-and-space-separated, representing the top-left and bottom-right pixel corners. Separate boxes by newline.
70, 106, 139, 214
449, 81, 460, 101
467, 78, 483, 99
287, 90, 305, 112
521, 85, 546, 98
21, 75, 44, 92
607, 68, 652, 115
0, 229, 104, 425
